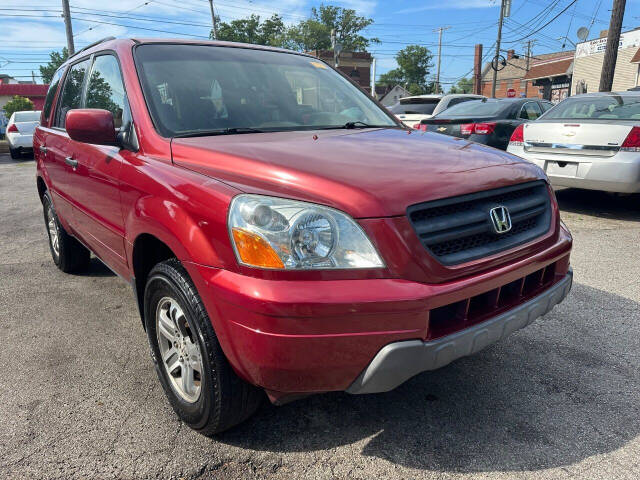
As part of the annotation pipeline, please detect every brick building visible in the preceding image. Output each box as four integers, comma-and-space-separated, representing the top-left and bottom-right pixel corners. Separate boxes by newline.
480, 50, 574, 100
308, 51, 372, 90
0, 83, 49, 110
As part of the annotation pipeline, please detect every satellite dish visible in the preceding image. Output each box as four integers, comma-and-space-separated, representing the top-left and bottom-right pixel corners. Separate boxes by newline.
577, 27, 590, 42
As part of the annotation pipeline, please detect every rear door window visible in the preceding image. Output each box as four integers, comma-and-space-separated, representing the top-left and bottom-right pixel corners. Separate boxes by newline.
86, 55, 128, 128
54, 58, 91, 129
520, 102, 543, 120
390, 99, 439, 115
14, 111, 41, 122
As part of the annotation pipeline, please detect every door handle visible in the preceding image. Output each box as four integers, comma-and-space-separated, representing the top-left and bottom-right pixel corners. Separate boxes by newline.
39, 145, 48, 155
64, 156, 78, 168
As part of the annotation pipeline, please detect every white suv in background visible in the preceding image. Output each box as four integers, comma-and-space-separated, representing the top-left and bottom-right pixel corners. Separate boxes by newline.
389, 94, 486, 127
6, 110, 41, 159
507, 92, 640, 193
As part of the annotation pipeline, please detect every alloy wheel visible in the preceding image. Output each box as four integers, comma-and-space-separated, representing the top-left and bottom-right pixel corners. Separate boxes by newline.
47, 206, 60, 257
155, 297, 203, 403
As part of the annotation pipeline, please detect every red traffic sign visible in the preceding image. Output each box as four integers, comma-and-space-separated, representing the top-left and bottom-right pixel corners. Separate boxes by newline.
506, 88, 517, 98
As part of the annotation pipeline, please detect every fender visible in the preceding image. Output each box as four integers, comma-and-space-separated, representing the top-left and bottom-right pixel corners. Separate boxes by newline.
121, 158, 243, 274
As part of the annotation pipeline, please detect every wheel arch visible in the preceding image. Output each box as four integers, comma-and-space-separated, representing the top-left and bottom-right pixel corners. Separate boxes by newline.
131, 233, 178, 328
36, 175, 48, 203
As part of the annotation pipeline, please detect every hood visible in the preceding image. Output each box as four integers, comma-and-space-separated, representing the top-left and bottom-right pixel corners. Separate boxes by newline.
171, 128, 545, 218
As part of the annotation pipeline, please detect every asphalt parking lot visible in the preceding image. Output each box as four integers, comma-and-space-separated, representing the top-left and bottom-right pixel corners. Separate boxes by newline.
1, 153, 639, 480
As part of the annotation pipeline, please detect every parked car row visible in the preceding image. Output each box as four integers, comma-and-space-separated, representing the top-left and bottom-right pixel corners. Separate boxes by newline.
403, 92, 640, 194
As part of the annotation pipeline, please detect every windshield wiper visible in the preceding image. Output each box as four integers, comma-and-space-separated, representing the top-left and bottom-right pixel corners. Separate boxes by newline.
173, 127, 265, 138
343, 121, 386, 129
316, 121, 396, 130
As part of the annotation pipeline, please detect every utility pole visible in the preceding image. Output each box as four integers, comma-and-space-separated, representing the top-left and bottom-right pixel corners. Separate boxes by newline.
434, 26, 451, 94
599, 0, 626, 92
208, 0, 218, 40
524, 40, 532, 97
491, 0, 509, 98
61, 0, 75, 55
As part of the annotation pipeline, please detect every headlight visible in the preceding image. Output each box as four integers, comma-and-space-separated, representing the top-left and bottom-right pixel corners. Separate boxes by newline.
228, 194, 385, 270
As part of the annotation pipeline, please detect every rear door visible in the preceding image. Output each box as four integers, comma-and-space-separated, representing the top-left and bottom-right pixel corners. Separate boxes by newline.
66, 53, 130, 271
42, 58, 92, 228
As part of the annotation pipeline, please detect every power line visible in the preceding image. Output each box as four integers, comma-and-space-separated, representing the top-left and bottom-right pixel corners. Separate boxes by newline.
505, 0, 579, 44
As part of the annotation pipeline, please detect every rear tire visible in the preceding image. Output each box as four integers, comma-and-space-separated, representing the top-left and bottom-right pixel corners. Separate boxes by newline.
144, 259, 263, 435
9, 147, 20, 159
42, 192, 90, 273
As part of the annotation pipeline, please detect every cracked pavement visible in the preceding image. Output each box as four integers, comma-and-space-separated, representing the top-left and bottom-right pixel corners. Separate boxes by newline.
1, 154, 639, 479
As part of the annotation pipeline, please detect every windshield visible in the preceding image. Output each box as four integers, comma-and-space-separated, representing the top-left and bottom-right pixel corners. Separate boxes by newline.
134, 44, 396, 137
541, 95, 640, 120
390, 99, 439, 115
437, 100, 506, 117
14, 111, 41, 122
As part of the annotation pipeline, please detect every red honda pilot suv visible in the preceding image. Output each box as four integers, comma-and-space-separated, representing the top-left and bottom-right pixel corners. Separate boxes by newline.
34, 38, 573, 435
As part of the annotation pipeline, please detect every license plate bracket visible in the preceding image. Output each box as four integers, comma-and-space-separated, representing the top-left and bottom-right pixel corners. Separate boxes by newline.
546, 161, 578, 177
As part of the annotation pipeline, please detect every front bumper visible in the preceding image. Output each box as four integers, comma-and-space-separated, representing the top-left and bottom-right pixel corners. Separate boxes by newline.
185, 226, 572, 396
347, 269, 572, 394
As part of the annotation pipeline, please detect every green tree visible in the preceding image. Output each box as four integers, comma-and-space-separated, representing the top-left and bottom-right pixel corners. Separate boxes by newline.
378, 45, 434, 95
39, 48, 69, 84
378, 68, 404, 87
449, 77, 474, 94
287, 4, 379, 52
3, 95, 34, 118
213, 14, 288, 47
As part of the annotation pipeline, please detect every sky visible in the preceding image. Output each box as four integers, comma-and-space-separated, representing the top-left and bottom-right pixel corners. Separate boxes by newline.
1, 0, 639, 88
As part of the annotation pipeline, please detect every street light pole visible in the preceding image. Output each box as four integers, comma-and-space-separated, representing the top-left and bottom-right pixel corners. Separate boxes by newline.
61, 0, 75, 55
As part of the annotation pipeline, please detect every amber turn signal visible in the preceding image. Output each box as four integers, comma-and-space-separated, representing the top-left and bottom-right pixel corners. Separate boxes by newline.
231, 228, 285, 269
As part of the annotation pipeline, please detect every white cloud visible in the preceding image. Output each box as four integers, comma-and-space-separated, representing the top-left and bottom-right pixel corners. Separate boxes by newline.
332, 0, 378, 16
0, 21, 67, 44
396, 0, 496, 14
373, 57, 397, 72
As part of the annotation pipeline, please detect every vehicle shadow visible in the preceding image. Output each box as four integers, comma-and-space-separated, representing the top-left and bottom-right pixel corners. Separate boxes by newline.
85, 257, 116, 277
217, 282, 640, 473
555, 188, 640, 221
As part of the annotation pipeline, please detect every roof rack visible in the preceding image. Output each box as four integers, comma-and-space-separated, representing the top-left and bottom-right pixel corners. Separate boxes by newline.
68, 36, 116, 60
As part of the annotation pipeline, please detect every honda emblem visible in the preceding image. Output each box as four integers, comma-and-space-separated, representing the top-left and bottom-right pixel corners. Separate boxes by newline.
489, 206, 512, 234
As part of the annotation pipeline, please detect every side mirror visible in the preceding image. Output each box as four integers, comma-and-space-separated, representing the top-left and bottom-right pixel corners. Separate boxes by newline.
66, 109, 117, 146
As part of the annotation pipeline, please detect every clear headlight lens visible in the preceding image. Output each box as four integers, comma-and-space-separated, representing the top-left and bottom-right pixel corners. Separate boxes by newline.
228, 194, 385, 270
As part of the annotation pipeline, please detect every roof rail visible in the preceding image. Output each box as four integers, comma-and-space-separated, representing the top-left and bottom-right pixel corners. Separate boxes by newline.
68, 36, 116, 60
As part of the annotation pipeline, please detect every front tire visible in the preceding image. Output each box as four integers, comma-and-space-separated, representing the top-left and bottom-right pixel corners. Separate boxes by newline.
42, 192, 90, 273
144, 259, 263, 435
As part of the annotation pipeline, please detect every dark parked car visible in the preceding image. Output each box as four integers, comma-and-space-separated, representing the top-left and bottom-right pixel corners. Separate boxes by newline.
417, 98, 554, 150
